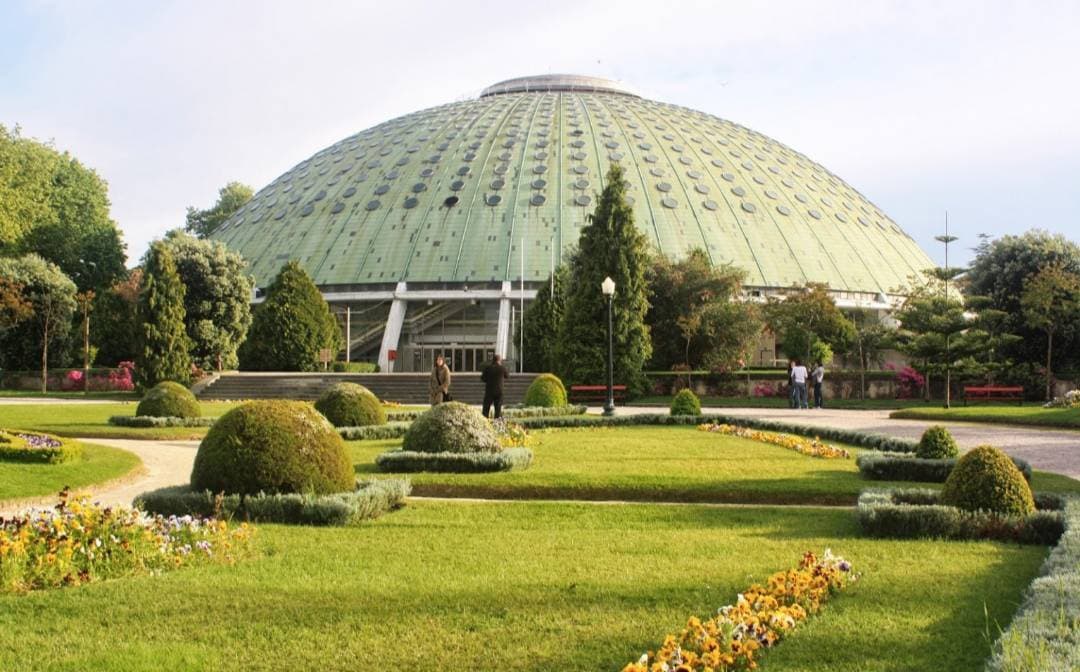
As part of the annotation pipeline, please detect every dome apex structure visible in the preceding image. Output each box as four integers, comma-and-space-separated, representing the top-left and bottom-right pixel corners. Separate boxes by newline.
212, 74, 933, 371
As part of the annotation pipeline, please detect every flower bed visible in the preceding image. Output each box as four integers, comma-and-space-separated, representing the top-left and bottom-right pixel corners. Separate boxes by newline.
0, 489, 252, 593
108, 415, 217, 428
856, 489, 1065, 545
136, 478, 410, 526
698, 423, 851, 459
856, 452, 1033, 483
623, 550, 857, 672
1043, 389, 1080, 409
375, 447, 533, 473
0, 430, 82, 463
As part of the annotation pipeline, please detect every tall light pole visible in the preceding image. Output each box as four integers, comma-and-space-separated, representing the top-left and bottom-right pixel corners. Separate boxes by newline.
602, 276, 616, 416
935, 212, 958, 409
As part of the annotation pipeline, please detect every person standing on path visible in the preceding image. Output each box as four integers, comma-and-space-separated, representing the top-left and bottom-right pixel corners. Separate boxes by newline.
429, 354, 451, 405
811, 362, 825, 408
791, 359, 809, 409
480, 353, 509, 419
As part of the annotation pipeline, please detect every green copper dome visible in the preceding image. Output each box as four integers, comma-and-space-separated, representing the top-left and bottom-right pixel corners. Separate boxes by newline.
212, 74, 932, 295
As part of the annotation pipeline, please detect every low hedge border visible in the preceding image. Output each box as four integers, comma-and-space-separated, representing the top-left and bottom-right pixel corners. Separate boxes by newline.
987, 497, 1080, 671
108, 415, 218, 428
855, 488, 1065, 545
375, 447, 533, 473
0, 430, 82, 464
384, 405, 587, 423
338, 422, 411, 440
134, 478, 411, 526
856, 452, 1033, 483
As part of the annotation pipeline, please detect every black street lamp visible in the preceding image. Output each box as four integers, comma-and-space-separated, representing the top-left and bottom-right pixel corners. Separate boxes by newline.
602, 276, 616, 416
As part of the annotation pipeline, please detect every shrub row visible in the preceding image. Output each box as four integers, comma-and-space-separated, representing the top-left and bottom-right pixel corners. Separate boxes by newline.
856, 452, 1033, 483
330, 361, 379, 373
383, 405, 587, 424
855, 489, 1065, 545
375, 447, 533, 473
108, 415, 217, 428
987, 497, 1080, 672
0, 430, 82, 464
135, 478, 411, 526
338, 422, 411, 441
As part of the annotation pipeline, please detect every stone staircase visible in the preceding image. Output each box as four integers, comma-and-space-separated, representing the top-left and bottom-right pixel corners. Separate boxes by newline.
197, 372, 540, 405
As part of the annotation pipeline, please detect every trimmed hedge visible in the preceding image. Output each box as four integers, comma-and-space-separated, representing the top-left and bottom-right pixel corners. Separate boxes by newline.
670, 389, 701, 416
108, 415, 217, 428
314, 382, 386, 427
915, 425, 958, 459
375, 447, 533, 473
135, 478, 410, 526
338, 422, 411, 441
402, 402, 500, 454
0, 430, 81, 464
330, 361, 379, 373
523, 373, 568, 408
987, 497, 1080, 671
135, 381, 201, 419
942, 445, 1035, 516
856, 488, 1064, 545
856, 452, 1033, 483
383, 405, 587, 423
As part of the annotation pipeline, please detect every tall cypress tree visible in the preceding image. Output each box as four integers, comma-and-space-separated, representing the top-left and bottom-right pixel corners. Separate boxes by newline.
519, 261, 570, 373
136, 242, 192, 388
238, 261, 342, 371
557, 163, 652, 391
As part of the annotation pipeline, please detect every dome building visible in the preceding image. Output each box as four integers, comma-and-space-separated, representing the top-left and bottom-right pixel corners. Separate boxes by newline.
211, 74, 934, 372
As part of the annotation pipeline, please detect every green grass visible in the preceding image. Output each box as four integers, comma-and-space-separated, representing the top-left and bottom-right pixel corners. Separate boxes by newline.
890, 405, 1080, 429
351, 426, 1080, 505
0, 500, 1047, 671
630, 395, 932, 410
0, 390, 139, 399
0, 401, 245, 439
0, 442, 141, 501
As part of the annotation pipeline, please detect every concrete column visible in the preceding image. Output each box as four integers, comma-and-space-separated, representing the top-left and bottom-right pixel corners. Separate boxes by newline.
378, 282, 408, 373
495, 281, 511, 358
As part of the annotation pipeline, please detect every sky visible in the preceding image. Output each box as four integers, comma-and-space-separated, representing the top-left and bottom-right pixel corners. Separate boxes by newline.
2, 0, 1078, 269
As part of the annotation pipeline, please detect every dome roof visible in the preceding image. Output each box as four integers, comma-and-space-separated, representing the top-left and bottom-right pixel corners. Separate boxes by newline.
213, 75, 933, 295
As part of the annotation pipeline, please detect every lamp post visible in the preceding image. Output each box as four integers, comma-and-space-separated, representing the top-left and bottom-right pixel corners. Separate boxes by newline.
935, 212, 958, 409
601, 276, 616, 416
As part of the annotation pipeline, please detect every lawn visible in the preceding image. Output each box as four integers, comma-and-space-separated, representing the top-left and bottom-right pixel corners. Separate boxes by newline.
0, 442, 141, 501
351, 425, 1080, 505
631, 396, 932, 410
890, 405, 1080, 429
0, 401, 245, 439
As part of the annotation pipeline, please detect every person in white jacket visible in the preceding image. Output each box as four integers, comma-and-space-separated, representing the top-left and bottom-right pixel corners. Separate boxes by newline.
811, 362, 825, 408
791, 360, 809, 409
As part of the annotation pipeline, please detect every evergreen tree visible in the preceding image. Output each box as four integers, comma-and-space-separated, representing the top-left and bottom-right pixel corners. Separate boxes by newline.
136, 242, 192, 388
91, 269, 142, 366
556, 164, 652, 391
238, 261, 342, 371
519, 262, 570, 373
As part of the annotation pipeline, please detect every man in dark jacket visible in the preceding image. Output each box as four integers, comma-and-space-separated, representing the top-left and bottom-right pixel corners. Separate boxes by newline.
481, 353, 509, 419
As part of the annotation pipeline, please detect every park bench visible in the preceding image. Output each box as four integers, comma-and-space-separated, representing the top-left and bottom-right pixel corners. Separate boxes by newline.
963, 386, 1024, 406
569, 384, 627, 404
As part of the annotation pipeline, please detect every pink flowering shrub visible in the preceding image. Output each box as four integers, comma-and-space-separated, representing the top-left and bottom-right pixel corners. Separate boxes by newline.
895, 366, 924, 399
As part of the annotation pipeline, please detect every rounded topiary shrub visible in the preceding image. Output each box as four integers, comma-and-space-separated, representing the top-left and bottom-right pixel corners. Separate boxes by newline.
670, 389, 701, 416
523, 373, 567, 408
916, 425, 959, 459
941, 445, 1035, 516
402, 401, 501, 454
136, 381, 201, 418
191, 400, 354, 496
314, 382, 386, 427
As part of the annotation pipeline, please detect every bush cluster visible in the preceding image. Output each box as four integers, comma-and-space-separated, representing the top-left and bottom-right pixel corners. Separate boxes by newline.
135, 381, 201, 419
669, 389, 701, 416
338, 422, 410, 441
314, 382, 386, 427
136, 479, 410, 526
384, 404, 586, 424
856, 452, 1033, 483
330, 361, 379, 373
401, 402, 500, 454
191, 400, 354, 496
0, 430, 81, 464
108, 415, 216, 428
941, 445, 1035, 516
375, 447, 533, 473
523, 374, 567, 408
915, 425, 958, 459
856, 489, 1064, 545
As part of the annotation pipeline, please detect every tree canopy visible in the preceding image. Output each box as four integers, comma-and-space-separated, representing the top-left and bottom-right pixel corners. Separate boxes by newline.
136, 242, 192, 388
0, 254, 78, 388
763, 283, 854, 365
91, 269, 142, 366
520, 261, 570, 373
184, 181, 254, 239
1020, 262, 1080, 400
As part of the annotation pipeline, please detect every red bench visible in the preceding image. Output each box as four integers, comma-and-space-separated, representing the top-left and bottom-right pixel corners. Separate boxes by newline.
569, 384, 627, 404
963, 386, 1024, 406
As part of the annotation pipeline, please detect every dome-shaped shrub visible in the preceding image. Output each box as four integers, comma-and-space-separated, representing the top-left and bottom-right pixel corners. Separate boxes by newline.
136, 381, 201, 418
314, 382, 386, 427
916, 425, 958, 459
402, 401, 500, 454
670, 389, 701, 416
523, 373, 567, 408
941, 445, 1035, 516
191, 400, 354, 495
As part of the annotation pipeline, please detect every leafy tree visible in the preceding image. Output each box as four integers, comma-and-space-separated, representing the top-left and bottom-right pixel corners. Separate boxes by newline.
962, 295, 1022, 385
839, 310, 890, 400
238, 261, 341, 371
0, 276, 32, 329
892, 273, 975, 402
556, 164, 652, 392
520, 262, 570, 373
1020, 262, 1080, 401
136, 242, 192, 388
185, 181, 254, 238
91, 269, 142, 366
0, 125, 54, 250
763, 283, 855, 364
0, 254, 77, 391
162, 231, 254, 370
